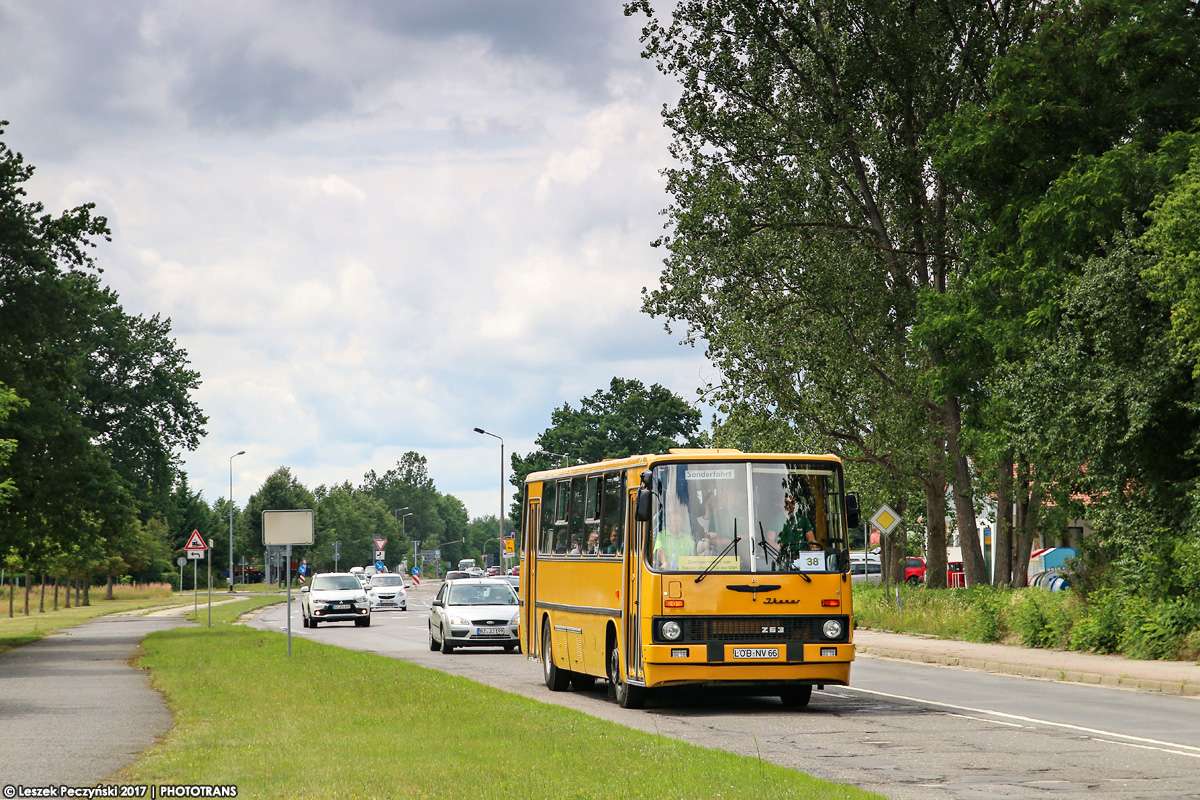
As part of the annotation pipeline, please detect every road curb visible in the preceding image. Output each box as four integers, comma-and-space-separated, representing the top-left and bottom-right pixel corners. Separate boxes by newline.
857, 643, 1200, 696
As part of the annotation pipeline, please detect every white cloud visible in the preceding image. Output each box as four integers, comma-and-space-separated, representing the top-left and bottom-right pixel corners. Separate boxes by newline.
2, 1, 712, 518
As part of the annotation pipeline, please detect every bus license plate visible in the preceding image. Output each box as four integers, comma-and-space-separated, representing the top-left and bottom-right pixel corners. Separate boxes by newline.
477, 626, 504, 636
733, 647, 779, 659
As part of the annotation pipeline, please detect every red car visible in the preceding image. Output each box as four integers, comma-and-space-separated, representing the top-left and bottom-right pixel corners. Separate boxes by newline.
904, 556, 927, 585
947, 561, 965, 587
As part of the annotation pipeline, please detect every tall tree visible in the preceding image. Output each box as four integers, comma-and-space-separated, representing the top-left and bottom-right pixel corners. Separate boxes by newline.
624, 0, 1039, 585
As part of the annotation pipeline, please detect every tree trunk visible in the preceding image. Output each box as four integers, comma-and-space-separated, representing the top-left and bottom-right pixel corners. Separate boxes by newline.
922, 473, 948, 589
38, 573, 45, 613
83, 578, 90, 606
1013, 456, 1032, 588
106, 573, 114, 601
6, 571, 12, 618
944, 397, 986, 586
995, 450, 1014, 586
24, 570, 31, 615
64, 574, 71, 609
53, 576, 59, 611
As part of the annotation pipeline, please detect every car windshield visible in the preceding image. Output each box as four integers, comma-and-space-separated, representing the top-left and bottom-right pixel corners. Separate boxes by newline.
447, 584, 517, 606
371, 576, 404, 586
645, 460, 848, 575
311, 575, 361, 591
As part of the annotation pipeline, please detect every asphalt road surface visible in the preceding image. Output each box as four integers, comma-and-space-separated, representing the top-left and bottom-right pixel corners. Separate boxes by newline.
251, 583, 1200, 800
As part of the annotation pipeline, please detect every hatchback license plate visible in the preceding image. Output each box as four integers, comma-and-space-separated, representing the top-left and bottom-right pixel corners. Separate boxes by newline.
333, 604, 351, 610
477, 626, 504, 636
733, 647, 779, 659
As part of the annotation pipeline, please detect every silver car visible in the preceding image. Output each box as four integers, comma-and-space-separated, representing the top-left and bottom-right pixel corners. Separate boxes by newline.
366, 573, 408, 611
428, 578, 520, 654
301, 572, 371, 627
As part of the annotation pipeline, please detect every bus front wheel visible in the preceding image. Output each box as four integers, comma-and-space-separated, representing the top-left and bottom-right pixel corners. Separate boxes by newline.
608, 644, 646, 709
542, 620, 570, 691
780, 685, 813, 708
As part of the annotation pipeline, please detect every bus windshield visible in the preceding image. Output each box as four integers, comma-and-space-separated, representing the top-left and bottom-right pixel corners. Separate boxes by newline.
645, 461, 846, 575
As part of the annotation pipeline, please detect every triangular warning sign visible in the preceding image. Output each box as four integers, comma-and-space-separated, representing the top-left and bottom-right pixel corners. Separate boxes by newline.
185, 530, 207, 550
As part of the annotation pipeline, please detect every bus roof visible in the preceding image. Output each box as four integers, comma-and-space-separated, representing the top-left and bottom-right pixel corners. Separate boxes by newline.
524, 450, 843, 483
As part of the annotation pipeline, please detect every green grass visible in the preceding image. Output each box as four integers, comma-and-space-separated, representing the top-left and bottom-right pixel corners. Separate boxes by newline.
0, 587, 190, 654
116, 613, 886, 799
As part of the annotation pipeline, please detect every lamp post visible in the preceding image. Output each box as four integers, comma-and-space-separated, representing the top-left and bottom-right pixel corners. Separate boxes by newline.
229, 450, 246, 591
473, 427, 506, 552
401, 512, 413, 541
539, 450, 569, 468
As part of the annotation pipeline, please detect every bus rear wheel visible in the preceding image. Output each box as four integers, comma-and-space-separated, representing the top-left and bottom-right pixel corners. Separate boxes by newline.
780, 685, 813, 708
608, 644, 646, 709
542, 620, 570, 691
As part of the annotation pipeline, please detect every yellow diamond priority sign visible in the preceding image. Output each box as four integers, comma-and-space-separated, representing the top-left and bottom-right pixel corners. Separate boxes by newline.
870, 504, 901, 535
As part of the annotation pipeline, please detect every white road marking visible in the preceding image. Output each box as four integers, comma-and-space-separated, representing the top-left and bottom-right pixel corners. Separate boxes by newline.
846, 686, 1200, 759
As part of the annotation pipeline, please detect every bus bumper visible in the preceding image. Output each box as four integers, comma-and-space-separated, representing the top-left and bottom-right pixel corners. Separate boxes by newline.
641, 643, 854, 688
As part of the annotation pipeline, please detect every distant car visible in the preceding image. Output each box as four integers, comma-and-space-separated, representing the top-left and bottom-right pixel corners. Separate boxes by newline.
444, 570, 471, 581
486, 566, 503, 576
947, 561, 965, 587
466, 566, 485, 578
849, 555, 882, 584
301, 572, 371, 628
428, 578, 520, 654
905, 556, 927, 586
366, 573, 408, 611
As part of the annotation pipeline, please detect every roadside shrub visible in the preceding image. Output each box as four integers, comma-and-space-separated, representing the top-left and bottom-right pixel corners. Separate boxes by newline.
1119, 596, 1200, 660
1069, 587, 1124, 653
1010, 589, 1077, 649
964, 586, 1008, 643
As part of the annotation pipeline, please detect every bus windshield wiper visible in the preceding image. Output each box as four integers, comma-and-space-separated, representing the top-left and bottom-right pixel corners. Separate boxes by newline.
695, 520, 740, 584
758, 521, 810, 582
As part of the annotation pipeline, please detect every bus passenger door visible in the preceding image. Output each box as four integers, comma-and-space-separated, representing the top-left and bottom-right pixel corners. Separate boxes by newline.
523, 498, 539, 659
623, 488, 645, 684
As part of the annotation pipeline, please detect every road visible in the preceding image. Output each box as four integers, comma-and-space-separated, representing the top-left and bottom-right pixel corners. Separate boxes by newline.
251, 582, 1200, 800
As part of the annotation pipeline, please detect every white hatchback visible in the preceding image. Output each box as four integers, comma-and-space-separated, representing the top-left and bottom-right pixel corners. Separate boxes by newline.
366, 573, 408, 611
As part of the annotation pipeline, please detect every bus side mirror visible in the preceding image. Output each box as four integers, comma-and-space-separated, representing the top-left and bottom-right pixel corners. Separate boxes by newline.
845, 492, 860, 530
635, 488, 652, 522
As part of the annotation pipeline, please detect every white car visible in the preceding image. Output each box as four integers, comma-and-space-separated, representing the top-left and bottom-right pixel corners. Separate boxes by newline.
301, 572, 371, 627
366, 573, 408, 611
466, 566, 485, 578
428, 578, 520, 654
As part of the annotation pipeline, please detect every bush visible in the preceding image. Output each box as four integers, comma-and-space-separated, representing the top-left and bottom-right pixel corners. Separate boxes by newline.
1010, 589, 1077, 649
964, 586, 1008, 643
1069, 588, 1124, 654
1119, 597, 1200, 660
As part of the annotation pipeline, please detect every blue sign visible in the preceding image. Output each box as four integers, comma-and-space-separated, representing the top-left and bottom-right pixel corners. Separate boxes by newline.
375, 560, 386, 571
298, 563, 307, 576
412, 566, 420, 576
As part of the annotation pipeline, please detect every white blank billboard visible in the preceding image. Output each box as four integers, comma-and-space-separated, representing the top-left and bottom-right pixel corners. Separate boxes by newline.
263, 509, 315, 545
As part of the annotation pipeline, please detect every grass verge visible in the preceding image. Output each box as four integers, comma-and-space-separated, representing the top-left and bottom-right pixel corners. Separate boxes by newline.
0, 593, 190, 655
115, 612, 885, 799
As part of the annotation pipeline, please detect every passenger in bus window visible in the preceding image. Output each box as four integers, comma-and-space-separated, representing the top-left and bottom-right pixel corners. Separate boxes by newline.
568, 537, 581, 556
654, 505, 693, 569
586, 530, 600, 554
602, 527, 622, 556
554, 531, 568, 554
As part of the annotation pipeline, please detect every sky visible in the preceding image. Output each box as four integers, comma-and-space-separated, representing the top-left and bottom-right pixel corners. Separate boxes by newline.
0, 1, 716, 519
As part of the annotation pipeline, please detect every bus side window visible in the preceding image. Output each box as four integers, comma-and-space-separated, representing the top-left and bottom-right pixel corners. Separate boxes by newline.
540, 481, 556, 554
568, 476, 586, 555
601, 471, 624, 556
583, 475, 601, 555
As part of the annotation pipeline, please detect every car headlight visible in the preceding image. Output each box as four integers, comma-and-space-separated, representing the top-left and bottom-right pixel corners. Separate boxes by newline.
822, 619, 844, 639
512, 613, 520, 626
661, 620, 682, 641
355, 594, 367, 603
311, 599, 327, 607
449, 615, 471, 626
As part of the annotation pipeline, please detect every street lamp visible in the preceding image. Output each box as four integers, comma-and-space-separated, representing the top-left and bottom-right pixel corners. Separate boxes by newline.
229, 450, 246, 591
393, 506, 409, 519
474, 427, 506, 553
539, 450, 570, 468
401, 512, 413, 538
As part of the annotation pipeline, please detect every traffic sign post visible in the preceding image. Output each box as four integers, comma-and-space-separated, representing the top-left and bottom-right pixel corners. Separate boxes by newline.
184, 529, 208, 619
262, 509, 315, 659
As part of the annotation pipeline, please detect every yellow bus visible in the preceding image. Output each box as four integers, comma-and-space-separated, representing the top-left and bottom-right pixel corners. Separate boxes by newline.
518, 448, 861, 708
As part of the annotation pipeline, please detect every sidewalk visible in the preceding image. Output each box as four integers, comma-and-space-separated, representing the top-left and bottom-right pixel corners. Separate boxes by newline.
854, 627, 1200, 696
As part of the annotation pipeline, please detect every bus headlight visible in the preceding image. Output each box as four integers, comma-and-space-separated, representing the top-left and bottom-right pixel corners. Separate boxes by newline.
822, 619, 844, 639
661, 620, 682, 641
